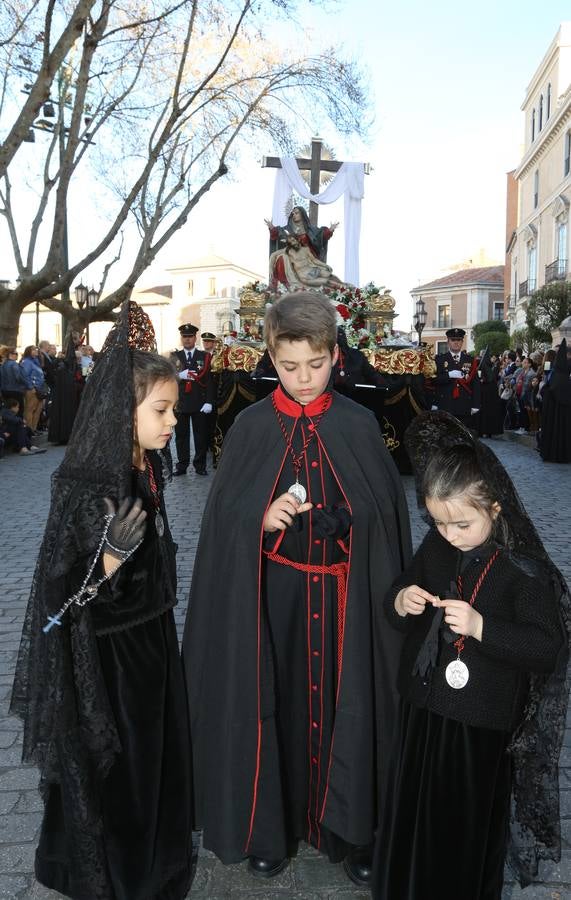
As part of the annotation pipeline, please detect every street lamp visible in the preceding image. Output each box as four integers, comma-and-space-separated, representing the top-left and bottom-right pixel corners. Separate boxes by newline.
413, 297, 427, 347
74, 282, 99, 343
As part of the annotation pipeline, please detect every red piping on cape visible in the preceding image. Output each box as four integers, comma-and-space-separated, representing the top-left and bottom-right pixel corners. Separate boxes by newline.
244, 430, 294, 854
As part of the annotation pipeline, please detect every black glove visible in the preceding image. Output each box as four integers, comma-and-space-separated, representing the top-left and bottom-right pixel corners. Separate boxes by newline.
104, 497, 147, 560
312, 504, 352, 540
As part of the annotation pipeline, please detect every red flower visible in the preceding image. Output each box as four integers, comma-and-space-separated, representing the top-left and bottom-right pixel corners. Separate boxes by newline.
336, 304, 351, 320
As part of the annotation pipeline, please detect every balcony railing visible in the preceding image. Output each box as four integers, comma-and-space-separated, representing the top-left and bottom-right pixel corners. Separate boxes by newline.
431, 318, 453, 329
506, 295, 516, 309
545, 259, 568, 283
519, 279, 536, 298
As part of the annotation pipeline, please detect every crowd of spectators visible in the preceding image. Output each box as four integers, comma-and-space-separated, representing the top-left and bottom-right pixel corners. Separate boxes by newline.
0, 342, 56, 458
496, 346, 555, 438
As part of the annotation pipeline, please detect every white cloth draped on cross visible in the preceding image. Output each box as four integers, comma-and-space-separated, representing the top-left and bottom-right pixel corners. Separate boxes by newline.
271, 159, 365, 285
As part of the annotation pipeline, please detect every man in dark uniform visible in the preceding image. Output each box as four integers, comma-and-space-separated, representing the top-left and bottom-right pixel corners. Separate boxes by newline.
433, 327, 480, 427
200, 331, 218, 468
172, 323, 215, 476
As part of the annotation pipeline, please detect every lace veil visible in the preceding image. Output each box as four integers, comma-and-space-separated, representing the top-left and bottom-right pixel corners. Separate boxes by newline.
404, 410, 571, 886
10, 301, 162, 888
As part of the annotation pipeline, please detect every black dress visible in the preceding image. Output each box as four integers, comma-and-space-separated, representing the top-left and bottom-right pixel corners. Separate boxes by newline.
34, 460, 193, 900
373, 530, 563, 900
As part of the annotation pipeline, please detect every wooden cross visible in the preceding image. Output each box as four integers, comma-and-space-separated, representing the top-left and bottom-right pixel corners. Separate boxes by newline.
262, 136, 369, 226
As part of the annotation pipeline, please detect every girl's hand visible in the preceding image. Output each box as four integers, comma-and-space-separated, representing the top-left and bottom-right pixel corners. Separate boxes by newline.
433, 599, 483, 641
394, 585, 437, 617
263, 492, 313, 532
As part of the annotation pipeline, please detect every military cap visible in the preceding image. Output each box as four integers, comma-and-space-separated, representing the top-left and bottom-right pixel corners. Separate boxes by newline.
178, 323, 199, 336
201, 331, 216, 340
446, 327, 466, 340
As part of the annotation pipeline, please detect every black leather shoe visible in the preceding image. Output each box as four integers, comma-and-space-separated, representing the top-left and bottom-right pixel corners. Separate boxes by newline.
248, 856, 288, 879
173, 468, 187, 476
343, 845, 373, 886
194, 467, 208, 476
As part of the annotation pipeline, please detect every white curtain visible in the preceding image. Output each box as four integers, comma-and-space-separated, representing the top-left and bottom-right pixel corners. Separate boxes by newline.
271, 159, 365, 285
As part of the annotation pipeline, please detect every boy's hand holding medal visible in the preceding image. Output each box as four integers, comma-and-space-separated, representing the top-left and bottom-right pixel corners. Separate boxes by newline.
263, 492, 313, 532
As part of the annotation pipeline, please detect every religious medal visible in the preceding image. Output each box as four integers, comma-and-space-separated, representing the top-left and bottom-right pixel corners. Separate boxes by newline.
445, 547, 501, 691
445, 658, 469, 689
155, 512, 165, 537
288, 481, 307, 504
339, 370, 345, 377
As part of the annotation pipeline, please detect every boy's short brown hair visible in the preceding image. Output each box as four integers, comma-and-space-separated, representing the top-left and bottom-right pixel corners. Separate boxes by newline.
264, 292, 337, 355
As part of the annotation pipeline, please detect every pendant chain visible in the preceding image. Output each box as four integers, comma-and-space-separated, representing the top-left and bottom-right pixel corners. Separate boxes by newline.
453, 548, 500, 656
272, 395, 324, 480
144, 453, 160, 512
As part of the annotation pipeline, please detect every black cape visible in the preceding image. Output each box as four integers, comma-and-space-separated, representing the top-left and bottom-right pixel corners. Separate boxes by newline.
540, 340, 571, 463
182, 390, 411, 863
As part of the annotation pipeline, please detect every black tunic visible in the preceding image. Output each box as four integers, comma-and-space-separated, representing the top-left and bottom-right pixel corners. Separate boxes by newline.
35, 459, 193, 900
182, 386, 412, 864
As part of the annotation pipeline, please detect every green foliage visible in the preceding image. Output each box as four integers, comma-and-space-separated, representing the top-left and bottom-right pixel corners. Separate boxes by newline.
510, 327, 547, 354
472, 319, 509, 339
526, 282, 571, 344
474, 330, 509, 356
471, 320, 509, 355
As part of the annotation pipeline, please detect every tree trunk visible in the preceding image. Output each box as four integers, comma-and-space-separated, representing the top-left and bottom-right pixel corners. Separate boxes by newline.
0, 294, 25, 346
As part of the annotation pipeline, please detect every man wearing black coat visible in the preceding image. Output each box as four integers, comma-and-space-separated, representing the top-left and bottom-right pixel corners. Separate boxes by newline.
172, 323, 215, 476
433, 327, 480, 427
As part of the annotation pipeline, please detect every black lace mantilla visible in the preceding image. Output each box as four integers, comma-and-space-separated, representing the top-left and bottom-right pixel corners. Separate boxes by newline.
404, 411, 571, 886
10, 300, 173, 898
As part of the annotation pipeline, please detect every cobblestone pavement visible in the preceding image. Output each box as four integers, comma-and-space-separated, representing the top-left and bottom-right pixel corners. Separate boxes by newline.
0, 435, 570, 899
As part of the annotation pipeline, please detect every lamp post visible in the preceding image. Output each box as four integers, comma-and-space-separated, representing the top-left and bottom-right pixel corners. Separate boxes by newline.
413, 297, 427, 347
20, 64, 96, 345
74, 282, 99, 344
87, 286, 100, 344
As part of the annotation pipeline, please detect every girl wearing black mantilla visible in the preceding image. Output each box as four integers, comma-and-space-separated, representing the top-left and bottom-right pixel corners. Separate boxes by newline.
11, 303, 193, 900
373, 411, 570, 900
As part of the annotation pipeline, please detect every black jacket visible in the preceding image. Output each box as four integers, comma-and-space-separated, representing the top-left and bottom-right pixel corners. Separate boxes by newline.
385, 529, 563, 732
434, 350, 481, 418
172, 348, 215, 414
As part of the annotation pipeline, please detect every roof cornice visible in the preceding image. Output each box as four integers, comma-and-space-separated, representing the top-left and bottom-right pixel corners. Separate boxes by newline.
515, 87, 571, 179
521, 30, 561, 108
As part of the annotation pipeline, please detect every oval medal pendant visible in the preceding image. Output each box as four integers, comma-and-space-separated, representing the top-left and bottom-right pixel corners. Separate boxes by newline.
445, 658, 469, 690
288, 482, 307, 504
155, 512, 165, 537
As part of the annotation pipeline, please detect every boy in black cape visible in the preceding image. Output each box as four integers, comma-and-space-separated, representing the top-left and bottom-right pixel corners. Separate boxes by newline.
182, 292, 411, 885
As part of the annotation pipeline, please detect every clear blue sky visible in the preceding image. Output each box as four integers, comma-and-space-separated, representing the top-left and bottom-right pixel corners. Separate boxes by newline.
153, 1, 571, 326
7, 1, 571, 332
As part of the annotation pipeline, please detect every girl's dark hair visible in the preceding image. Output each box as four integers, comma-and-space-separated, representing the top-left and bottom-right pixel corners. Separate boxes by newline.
22, 345, 37, 358
131, 349, 177, 405
421, 444, 507, 543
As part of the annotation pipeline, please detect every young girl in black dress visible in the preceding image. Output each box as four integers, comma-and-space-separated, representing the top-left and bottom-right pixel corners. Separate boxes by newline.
11, 303, 193, 900
373, 411, 570, 900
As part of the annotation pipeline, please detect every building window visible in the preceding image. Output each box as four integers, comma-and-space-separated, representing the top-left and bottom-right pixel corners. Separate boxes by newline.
547, 83, 551, 119
208, 277, 216, 295
528, 244, 537, 290
436, 341, 448, 355
531, 109, 536, 142
187, 279, 193, 296
437, 304, 450, 328
557, 220, 568, 267
493, 302, 504, 321
533, 169, 539, 209
565, 131, 571, 177
539, 94, 544, 131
